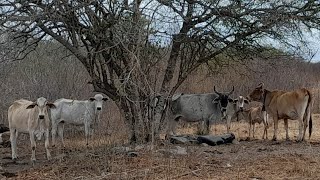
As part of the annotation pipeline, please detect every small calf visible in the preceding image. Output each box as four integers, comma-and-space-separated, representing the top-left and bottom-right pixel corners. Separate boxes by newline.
8, 98, 55, 163
239, 106, 269, 139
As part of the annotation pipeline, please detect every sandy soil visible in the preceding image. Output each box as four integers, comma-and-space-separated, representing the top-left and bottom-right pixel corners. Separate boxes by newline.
1, 115, 320, 180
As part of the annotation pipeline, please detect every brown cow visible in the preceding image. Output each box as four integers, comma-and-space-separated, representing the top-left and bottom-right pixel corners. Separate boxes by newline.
239, 106, 269, 139
248, 83, 312, 141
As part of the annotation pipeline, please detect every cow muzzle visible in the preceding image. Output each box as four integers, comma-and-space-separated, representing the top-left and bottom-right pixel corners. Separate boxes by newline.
221, 108, 227, 117
39, 115, 45, 119
97, 107, 102, 111
240, 107, 243, 112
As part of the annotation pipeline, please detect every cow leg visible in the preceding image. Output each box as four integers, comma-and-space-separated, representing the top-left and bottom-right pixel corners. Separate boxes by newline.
29, 131, 36, 163
205, 119, 210, 135
297, 117, 304, 142
302, 116, 308, 141
262, 121, 268, 140
265, 127, 268, 140
248, 122, 252, 139
57, 123, 65, 148
197, 121, 205, 135
10, 129, 18, 160
272, 116, 279, 141
253, 123, 255, 138
226, 117, 231, 133
84, 122, 89, 146
45, 129, 51, 160
263, 111, 268, 140
51, 121, 58, 147
284, 118, 290, 141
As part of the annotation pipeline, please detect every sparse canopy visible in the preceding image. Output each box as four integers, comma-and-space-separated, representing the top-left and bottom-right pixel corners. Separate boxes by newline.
1, 0, 320, 143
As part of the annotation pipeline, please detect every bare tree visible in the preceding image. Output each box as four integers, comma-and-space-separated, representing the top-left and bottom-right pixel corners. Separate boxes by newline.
1, 0, 320, 143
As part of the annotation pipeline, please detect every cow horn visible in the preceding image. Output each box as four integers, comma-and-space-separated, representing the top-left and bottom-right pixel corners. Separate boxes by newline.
214, 86, 222, 96
228, 86, 234, 95
258, 82, 264, 88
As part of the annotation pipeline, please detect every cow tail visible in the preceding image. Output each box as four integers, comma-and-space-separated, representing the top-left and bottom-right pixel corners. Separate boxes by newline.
306, 90, 313, 139
309, 115, 312, 139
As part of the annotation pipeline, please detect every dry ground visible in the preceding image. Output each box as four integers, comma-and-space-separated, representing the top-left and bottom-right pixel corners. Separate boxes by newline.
1, 115, 320, 179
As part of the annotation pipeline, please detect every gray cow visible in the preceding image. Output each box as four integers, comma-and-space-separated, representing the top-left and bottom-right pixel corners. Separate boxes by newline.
166, 86, 234, 136
224, 96, 249, 133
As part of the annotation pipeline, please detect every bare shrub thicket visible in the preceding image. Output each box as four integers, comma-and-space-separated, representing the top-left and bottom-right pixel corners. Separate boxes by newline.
0, 41, 319, 141
0, 42, 91, 122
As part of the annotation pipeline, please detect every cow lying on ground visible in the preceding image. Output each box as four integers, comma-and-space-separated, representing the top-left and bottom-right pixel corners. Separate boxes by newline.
51, 94, 108, 147
8, 97, 55, 163
239, 106, 269, 139
248, 83, 312, 141
0, 124, 9, 133
166, 86, 234, 137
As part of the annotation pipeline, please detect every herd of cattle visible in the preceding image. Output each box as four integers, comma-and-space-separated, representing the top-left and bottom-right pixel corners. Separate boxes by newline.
167, 83, 312, 141
0, 83, 314, 164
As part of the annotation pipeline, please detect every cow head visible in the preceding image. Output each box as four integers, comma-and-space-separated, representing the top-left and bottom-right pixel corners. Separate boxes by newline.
213, 86, 234, 116
89, 94, 108, 111
248, 83, 264, 102
233, 96, 249, 112
26, 97, 56, 119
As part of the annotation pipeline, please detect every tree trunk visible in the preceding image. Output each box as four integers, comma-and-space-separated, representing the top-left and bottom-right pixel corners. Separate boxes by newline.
117, 95, 152, 144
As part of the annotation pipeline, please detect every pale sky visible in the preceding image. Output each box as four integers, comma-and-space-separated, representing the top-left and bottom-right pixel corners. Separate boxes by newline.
306, 30, 320, 63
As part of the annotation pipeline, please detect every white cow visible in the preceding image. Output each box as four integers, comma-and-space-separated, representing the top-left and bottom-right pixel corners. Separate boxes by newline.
224, 96, 249, 133
8, 97, 55, 163
51, 94, 108, 147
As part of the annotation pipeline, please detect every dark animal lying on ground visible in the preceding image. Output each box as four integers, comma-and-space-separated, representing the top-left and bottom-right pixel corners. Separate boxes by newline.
0, 124, 9, 133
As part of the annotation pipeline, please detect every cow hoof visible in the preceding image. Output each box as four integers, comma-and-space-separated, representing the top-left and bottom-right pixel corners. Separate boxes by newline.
286, 138, 290, 141
272, 137, 277, 141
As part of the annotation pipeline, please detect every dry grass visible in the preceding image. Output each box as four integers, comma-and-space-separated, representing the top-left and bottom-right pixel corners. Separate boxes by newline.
1, 115, 320, 179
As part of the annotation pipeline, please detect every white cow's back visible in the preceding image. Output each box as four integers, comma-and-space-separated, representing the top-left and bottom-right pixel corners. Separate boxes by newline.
51, 99, 96, 125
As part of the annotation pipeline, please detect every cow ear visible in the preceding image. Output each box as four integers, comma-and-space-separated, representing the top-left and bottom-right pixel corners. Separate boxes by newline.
228, 98, 234, 103
26, 103, 37, 109
212, 97, 220, 103
89, 97, 95, 101
244, 99, 249, 104
46, 103, 56, 108
102, 97, 109, 101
